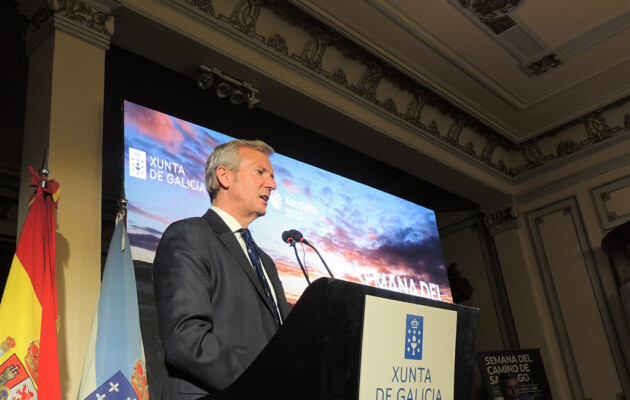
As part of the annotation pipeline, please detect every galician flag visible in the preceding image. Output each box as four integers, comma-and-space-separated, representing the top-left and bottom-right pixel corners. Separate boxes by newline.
0, 166, 61, 400
77, 207, 149, 400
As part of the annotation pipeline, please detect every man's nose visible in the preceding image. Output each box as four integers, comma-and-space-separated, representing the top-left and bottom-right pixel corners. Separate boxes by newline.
266, 176, 277, 190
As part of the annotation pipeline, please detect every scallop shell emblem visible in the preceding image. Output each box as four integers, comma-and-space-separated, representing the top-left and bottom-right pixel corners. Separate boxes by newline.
269, 191, 282, 209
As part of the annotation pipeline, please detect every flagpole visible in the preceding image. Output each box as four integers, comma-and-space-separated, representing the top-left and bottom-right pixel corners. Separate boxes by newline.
38, 149, 49, 188
76, 193, 149, 400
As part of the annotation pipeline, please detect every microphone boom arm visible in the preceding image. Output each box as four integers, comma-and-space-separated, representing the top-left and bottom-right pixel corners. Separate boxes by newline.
303, 241, 334, 279
291, 241, 311, 284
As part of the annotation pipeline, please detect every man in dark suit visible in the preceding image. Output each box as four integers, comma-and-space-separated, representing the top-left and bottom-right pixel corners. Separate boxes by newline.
153, 140, 290, 399
499, 373, 536, 399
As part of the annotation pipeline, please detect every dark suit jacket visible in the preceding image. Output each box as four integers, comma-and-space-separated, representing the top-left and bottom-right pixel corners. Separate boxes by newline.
153, 209, 290, 399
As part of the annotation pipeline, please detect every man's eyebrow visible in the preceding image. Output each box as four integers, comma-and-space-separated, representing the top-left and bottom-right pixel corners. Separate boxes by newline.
251, 164, 274, 173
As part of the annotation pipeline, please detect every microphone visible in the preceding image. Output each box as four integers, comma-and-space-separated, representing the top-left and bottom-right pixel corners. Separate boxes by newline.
281, 230, 295, 245
289, 229, 305, 243
281, 230, 311, 284
285, 229, 334, 279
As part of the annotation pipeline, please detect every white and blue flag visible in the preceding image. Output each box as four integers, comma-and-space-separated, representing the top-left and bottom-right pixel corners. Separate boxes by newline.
81, 370, 138, 400
405, 314, 424, 360
77, 212, 148, 400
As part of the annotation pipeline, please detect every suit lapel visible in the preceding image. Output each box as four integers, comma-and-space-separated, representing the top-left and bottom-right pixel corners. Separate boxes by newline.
203, 209, 271, 310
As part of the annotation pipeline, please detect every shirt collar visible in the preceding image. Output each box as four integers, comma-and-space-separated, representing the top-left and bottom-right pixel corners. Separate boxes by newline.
210, 205, 244, 233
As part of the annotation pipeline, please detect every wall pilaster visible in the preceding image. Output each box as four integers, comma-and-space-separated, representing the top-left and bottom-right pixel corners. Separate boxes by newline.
16, 0, 116, 397
481, 198, 574, 399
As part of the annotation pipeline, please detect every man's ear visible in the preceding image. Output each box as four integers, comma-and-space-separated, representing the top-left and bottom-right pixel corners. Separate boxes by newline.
216, 166, 231, 189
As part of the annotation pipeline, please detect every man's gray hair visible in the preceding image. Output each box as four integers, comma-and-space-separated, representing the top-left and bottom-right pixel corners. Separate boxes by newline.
205, 139, 274, 200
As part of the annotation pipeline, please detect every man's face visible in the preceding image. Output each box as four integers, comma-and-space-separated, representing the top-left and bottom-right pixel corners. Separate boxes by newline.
226, 147, 276, 226
499, 378, 520, 400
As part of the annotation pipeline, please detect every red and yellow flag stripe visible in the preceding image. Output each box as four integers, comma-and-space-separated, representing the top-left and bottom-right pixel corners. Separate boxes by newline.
0, 167, 60, 399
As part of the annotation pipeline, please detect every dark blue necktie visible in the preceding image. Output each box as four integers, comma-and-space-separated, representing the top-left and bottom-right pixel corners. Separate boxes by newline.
240, 229, 281, 325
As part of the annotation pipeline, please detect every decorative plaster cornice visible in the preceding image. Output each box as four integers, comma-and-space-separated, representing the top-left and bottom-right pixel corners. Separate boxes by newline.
483, 206, 519, 232
480, 196, 520, 235
459, 0, 526, 35
187, 0, 214, 15
159, 0, 630, 179
527, 53, 562, 76
20, 0, 115, 54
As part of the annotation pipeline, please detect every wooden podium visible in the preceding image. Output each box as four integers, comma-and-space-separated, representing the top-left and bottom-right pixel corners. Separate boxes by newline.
202, 278, 479, 400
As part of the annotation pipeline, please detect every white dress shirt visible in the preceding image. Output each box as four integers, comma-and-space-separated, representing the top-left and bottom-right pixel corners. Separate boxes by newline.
210, 206, 282, 323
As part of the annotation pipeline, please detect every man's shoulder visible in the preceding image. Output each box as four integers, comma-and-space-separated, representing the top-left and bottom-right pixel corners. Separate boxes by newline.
156, 213, 219, 254
162, 209, 225, 235
165, 214, 208, 232
167, 215, 207, 228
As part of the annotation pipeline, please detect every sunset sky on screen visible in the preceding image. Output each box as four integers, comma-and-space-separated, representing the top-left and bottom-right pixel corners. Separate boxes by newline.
123, 101, 453, 304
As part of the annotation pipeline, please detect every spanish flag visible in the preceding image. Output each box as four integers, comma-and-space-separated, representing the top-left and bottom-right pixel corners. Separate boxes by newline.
0, 167, 61, 399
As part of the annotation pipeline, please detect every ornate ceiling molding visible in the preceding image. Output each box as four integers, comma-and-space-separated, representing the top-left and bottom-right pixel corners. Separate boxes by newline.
19, 0, 116, 54
480, 196, 520, 235
457, 0, 527, 35
147, 0, 630, 179
527, 53, 562, 76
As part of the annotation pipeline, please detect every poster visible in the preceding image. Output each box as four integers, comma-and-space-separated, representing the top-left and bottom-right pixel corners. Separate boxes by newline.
477, 349, 552, 399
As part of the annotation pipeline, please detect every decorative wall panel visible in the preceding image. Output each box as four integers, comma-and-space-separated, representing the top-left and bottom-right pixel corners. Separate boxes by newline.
591, 175, 630, 232
527, 197, 628, 399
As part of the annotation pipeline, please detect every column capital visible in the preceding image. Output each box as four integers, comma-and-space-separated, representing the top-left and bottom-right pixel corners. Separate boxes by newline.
480, 196, 520, 236
17, 0, 119, 55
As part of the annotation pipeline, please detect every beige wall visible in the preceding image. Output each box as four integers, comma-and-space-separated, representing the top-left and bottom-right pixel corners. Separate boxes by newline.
440, 220, 505, 352
19, 30, 104, 399
440, 158, 630, 399
439, 218, 506, 398
517, 162, 630, 400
